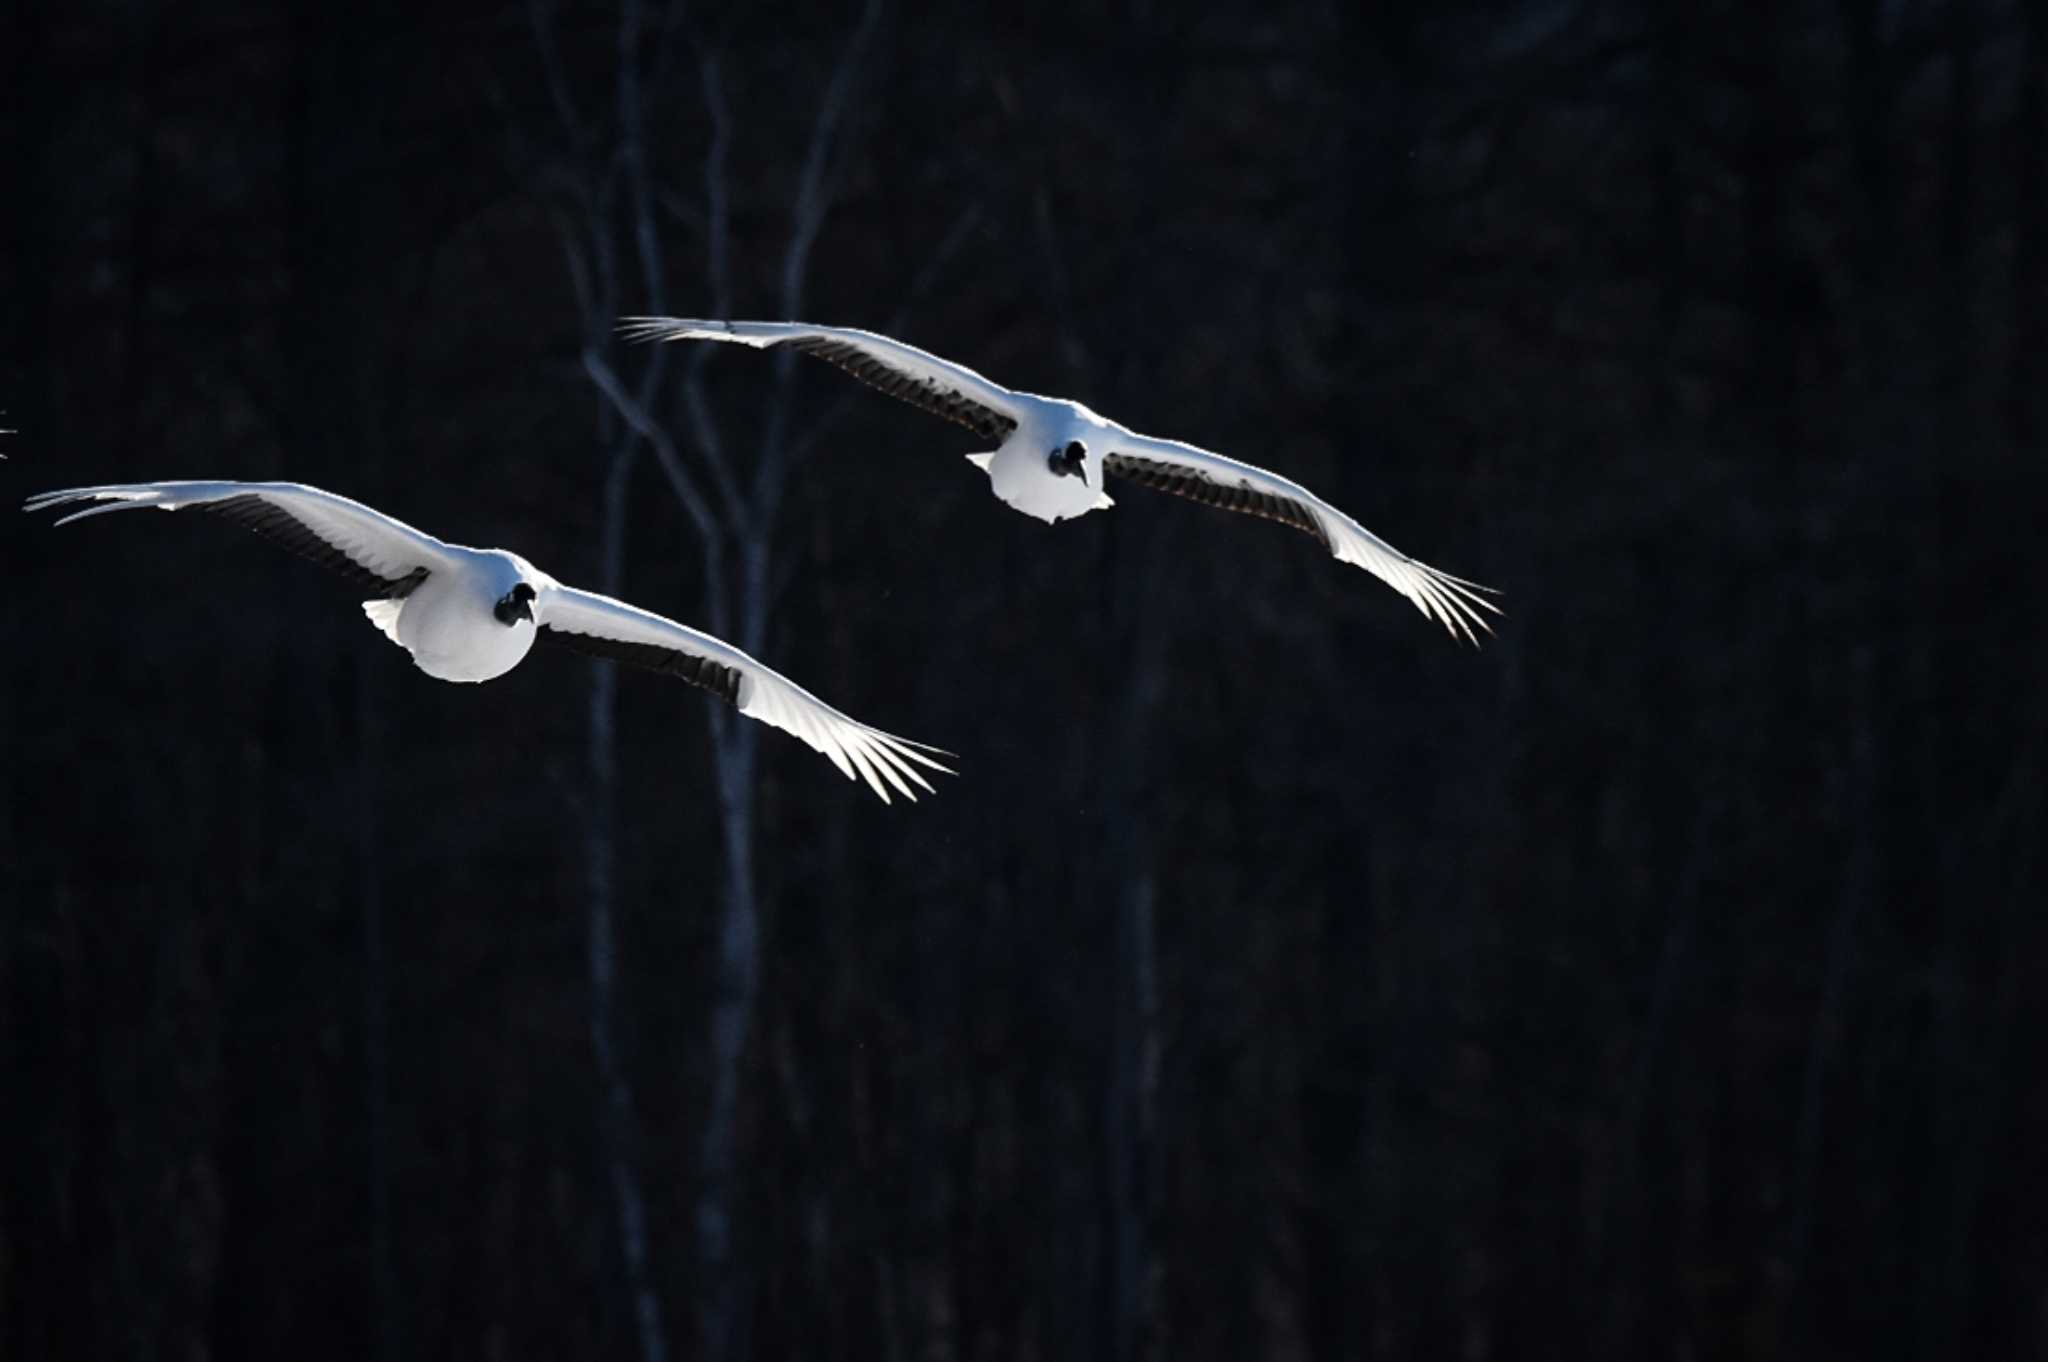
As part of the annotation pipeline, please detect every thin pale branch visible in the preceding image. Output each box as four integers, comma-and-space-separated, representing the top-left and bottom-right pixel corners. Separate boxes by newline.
618, 0, 669, 321
759, 0, 883, 495
674, 46, 746, 525
546, 204, 602, 341
679, 376, 748, 530
1032, 184, 1090, 382
785, 199, 984, 471
527, 0, 588, 151
698, 50, 734, 320
779, 0, 884, 319
645, 0, 692, 98
903, 200, 983, 308
656, 187, 707, 235
583, 345, 723, 549
769, 201, 985, 621
616, 0, 701, 543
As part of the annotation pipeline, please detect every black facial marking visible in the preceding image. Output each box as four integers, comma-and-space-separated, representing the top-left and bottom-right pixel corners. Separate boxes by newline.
1047, 440, 1088, 478
494, 582, 536, 625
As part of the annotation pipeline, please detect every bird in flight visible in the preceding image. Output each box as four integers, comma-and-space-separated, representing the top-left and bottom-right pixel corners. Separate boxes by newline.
621, 318, 1500, 643
24, 480, 949, 802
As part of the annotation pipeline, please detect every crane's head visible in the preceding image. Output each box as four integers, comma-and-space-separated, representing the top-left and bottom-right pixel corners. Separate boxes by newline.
493, 582, 536, 625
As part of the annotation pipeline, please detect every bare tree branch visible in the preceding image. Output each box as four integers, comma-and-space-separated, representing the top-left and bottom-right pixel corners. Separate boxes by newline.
619, 0, 669, 323
581, 346, 727, 553
527, 0, 589, 153
1032, 185, 1091, 382
759, 0, 884, 502
656, 185, 706, 235
546, 204, 601, 336
785, 199, 983, 472
697, 50, 734, 321
644, 0, 692, 100
523, 16, 890, 1360
678, 48, 744, 522
779, 0, 883, 320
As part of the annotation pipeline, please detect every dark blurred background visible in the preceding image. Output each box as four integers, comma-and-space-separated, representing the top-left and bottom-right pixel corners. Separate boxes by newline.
3, 1, 2043, 1358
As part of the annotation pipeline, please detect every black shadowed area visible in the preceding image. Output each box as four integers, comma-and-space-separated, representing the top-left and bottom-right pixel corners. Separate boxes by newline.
4, 2, 2042, 1361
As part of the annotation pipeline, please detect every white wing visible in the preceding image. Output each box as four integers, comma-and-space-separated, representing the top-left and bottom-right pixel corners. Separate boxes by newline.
22, 480, 450, 597
534, 583, 951, 804
620, 317, 1024, 443
1102, 435, 1500, 643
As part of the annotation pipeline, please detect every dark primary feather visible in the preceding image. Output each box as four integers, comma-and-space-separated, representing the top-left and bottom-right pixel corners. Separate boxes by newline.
200, 494, 430, 598
535, 625, 745, 706
1102, 451, 1334, 552
779, 335, 1019, 443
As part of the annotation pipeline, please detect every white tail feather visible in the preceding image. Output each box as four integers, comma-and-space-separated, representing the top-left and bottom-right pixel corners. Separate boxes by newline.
361, 599, 406, 646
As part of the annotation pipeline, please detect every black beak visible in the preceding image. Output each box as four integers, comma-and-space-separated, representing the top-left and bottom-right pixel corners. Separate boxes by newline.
1049, 441, 1089, 484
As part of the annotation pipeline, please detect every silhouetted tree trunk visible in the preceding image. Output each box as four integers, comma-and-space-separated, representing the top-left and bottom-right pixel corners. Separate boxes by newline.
1319, 9, 1431, 1356
1741, 0, 1795, 441
1091, 18, 1183, 1360
1937, 0, 1977, 411
1837, 0, 1897, 385
118, 0, 162, 456
1102, 524, 1169, 1362
357, 677, 400, 1362
586, 439, 670, 1362
523, 5, 882, 1356
522, 5, 676, 1358
1647, 0, 1687, 430
1111, 878, 1161, 1349
1783, 651, 1873, 1313
279, 7, 402, 1358
0, 0, 53, 1337
1920, 9, 1980, 1353
665, 15, 883, 1357
2010, 0, 2046, 443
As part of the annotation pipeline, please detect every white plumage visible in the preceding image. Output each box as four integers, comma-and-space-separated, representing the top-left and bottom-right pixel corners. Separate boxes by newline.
621, 317, 1501, 643
24, 480, 949, 802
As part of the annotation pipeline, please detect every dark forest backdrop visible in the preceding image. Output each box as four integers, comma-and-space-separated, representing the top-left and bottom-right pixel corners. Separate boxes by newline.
4, 1, 2045, 1359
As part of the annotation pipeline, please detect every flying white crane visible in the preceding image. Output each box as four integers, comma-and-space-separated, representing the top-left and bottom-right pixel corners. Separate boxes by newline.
622, 318, 1500, 642
25, 480, 949, 802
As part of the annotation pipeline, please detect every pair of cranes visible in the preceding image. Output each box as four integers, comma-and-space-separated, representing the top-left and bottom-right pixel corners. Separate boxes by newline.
26, 318, 1497, 801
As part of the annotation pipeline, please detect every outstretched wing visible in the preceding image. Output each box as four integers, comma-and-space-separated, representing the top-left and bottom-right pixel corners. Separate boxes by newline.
23, 480, 446, 598
1102, 436, 1500, 643
534, 583, 952, 804
620, 317, 1023, 444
